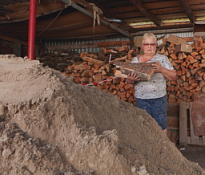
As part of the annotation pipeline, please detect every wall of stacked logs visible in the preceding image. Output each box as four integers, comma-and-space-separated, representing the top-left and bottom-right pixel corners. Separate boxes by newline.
160, 37, 205, 105
39, 46, 140, 106
64, 46, 138, 106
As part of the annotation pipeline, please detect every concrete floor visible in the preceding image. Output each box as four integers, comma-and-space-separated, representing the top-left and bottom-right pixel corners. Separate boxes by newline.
181, 146, 205, 169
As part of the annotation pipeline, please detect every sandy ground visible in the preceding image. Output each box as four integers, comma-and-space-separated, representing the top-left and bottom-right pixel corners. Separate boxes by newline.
0, 54, 205, 175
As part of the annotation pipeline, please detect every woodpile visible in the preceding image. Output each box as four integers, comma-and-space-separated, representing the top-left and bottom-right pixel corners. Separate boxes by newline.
69, 47, 137, 105
38, 51, 82, 72
38, 46, 139, 106
159, 37, 205, 105
64, 46, 135, 84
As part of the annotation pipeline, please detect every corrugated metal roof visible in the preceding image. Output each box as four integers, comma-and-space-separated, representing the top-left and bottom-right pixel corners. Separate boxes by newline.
43, 31, 194, 53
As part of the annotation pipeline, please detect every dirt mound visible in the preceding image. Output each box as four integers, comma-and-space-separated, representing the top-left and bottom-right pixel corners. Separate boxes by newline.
0, 55, 204, 175
0, 123, 80, 175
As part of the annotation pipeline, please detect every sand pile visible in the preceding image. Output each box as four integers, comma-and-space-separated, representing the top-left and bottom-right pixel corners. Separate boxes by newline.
0, 55, 204, 175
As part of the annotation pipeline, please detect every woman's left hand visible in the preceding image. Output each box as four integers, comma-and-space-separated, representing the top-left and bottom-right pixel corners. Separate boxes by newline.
152, 61, 176, 80
152, 61, 163, 73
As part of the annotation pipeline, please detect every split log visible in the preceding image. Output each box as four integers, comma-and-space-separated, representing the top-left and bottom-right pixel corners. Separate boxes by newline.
113, 61, 155, 81
109, 55, 128, 64
82, 56, 104, 66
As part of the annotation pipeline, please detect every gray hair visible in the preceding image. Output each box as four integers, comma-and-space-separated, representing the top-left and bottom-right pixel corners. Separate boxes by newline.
142, 33, 157, 43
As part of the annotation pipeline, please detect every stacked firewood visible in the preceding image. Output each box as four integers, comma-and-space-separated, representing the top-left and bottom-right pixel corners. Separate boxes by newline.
159, 37, 205, 105
96, 77, 136, 104
62, 46, 138, 105
38, 51, 82, 72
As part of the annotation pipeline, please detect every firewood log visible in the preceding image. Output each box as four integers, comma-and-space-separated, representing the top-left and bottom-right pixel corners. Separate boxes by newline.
113, 61, 155, 81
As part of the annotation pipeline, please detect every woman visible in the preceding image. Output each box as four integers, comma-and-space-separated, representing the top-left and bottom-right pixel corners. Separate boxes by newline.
127, 33, 176, 134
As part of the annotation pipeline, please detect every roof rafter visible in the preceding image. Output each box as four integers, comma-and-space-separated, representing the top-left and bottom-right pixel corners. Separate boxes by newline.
131, 28, 192, 36
36, 20, 93, 32
131, 23, 193, 33
179, 0, 195, 23
128, 0, 161, 26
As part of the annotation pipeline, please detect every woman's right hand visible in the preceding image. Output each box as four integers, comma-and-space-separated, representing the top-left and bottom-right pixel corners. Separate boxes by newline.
127, 72, 140, 83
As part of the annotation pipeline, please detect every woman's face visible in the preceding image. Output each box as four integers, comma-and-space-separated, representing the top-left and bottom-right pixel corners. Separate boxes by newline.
142, 37, 157, 55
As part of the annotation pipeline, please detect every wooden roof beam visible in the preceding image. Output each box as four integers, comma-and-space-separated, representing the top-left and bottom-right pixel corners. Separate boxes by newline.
131, 23, 193, 32
131, 28, 193, 36
179, 0, 195, 24
0, 1, 65, 23
36, 20, 93, 32
128, 0, 161, 26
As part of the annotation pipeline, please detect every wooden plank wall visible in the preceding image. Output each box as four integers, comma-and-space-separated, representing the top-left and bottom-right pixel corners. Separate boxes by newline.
179, 102, 205, 146
0, 40, 27, 57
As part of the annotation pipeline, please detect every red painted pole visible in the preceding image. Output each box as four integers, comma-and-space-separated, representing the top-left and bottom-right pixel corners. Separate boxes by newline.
28, 0, 37, 60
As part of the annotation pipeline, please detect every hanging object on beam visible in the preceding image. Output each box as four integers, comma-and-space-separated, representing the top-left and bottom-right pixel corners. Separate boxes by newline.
89, 3, 103, 34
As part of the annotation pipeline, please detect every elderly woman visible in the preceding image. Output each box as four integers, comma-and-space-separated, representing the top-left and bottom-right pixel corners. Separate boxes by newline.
127, 33, 176, 134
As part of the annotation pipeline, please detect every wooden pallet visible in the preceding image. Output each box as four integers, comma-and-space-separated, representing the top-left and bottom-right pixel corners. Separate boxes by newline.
167, 104, 179, 144
179, 102, 205, 146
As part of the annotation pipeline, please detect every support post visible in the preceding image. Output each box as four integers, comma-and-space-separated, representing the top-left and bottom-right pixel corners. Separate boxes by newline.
129, 36, 134, 49
28, 0, 37, 60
